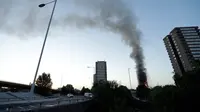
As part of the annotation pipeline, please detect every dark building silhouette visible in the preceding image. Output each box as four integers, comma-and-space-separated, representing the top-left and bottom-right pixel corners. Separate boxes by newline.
93, 61, 107, 83
163, 26, 200, 75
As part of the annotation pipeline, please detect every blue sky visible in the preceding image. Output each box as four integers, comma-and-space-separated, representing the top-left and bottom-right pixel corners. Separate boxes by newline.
0, 0, 199, 89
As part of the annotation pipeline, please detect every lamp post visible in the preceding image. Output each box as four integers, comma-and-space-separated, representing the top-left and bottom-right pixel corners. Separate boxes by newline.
30, 0, 57, 95
87, 66, 95, 74
128, 68, 132, 89
87, 66, 95, 85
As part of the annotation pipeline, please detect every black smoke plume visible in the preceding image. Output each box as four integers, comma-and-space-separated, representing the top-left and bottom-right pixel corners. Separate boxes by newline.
0, 0, 147, 86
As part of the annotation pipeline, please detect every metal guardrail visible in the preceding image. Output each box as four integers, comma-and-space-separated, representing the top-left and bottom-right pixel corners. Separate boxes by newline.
0, 97, 42, 103
0, 97, 91, 111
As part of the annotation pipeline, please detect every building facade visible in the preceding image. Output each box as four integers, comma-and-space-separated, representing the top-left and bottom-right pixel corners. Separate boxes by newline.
163, 26, 200, 75
93, 61, 107, 83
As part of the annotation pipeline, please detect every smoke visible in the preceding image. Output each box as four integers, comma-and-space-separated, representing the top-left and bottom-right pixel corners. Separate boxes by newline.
69, 0, 147, 86
0, 0, 47, 37
0, 0, 147, 85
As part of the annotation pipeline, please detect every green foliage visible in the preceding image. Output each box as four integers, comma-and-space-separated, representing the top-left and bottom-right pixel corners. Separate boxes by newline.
61, 84, 75, 95
136, 85, 150, 100
173, 69, 200, 89
173, 73, 182, 87
150, 85, 178, 112
112, 86, 134, 112
91, 80, 148, 112
192, 60, 200, 70
80, 86, 91, 95
92, 81, 115, 109
36, 72, 53, 88
150, 69, 200, 112
35, 86, 52, 96
35, 72, 53, 96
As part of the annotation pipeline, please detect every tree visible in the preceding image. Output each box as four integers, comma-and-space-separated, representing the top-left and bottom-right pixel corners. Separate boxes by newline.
149, 85, 178, 112
192, 60, 200, 70
74, 88, 81, 95
61, 84, 75, 95
136, 85, 150, 100
173, 73, 182, 87
173, 69, 200, 112
91, 81, 118, 111
113, 85, 134, 112
36, 72, 53, 88
173, 69, 200, 89
90, 80, 149, 112
108, 80, 119, 89
80, 86, 91, 95
151, 69, 200, 112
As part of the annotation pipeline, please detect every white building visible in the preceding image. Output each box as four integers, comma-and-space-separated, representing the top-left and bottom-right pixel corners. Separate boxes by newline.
94, 61, 107, 83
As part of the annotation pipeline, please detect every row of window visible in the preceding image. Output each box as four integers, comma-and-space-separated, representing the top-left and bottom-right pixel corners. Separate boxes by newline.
184, 35, 200, 39
191, 51, 200, 54
188, 45, 200, 47
181, 30, 197, 33
194, 57, 200, 60
193, 54, 200, 57
183, 33, 199, 36
187, 41, 200, 44
185, 38, 200, 42
180, 28, 196, 31
190, 48, 200, 50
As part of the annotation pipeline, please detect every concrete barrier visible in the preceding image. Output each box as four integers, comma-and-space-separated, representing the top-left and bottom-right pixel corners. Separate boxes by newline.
37, 100, 93, 112
0, 97, 91, 111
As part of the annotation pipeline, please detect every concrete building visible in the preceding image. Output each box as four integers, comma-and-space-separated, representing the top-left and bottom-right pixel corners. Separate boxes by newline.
93, 61, 107, 83
163, 26, 200, 75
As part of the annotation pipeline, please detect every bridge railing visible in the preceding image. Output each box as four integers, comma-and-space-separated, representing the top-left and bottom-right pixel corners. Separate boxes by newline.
0, 97, 91, 111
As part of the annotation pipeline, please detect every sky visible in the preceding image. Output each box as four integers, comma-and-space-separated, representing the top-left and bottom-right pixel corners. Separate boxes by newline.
0, 0, 200, 89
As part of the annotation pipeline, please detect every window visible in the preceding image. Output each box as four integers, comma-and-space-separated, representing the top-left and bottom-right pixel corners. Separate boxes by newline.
191, 51, 200, 54
187, 41, 200, 44
180, 28, 195, 31
185, 39, 200, 42
190, 48, 200, 50
188, 45, 200, 47
174, 57, 176, 60
184, 35, 200, 39
193, 54, 200, 57
181, 30, 197, 33
183, 33, 198, 36
194, 57, 200, 60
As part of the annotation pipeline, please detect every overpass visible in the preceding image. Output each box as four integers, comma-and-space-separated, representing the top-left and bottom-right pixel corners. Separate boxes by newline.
0, 80, 92, 111
0, 80, 59, 94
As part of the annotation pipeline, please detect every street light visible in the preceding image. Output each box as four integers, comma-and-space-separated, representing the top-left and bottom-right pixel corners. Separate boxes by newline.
87, 66, 95, 74
128, 68, 132, 89
38, 1, 55, 8
87, 66, 95, 85
30, 0, 58, 96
